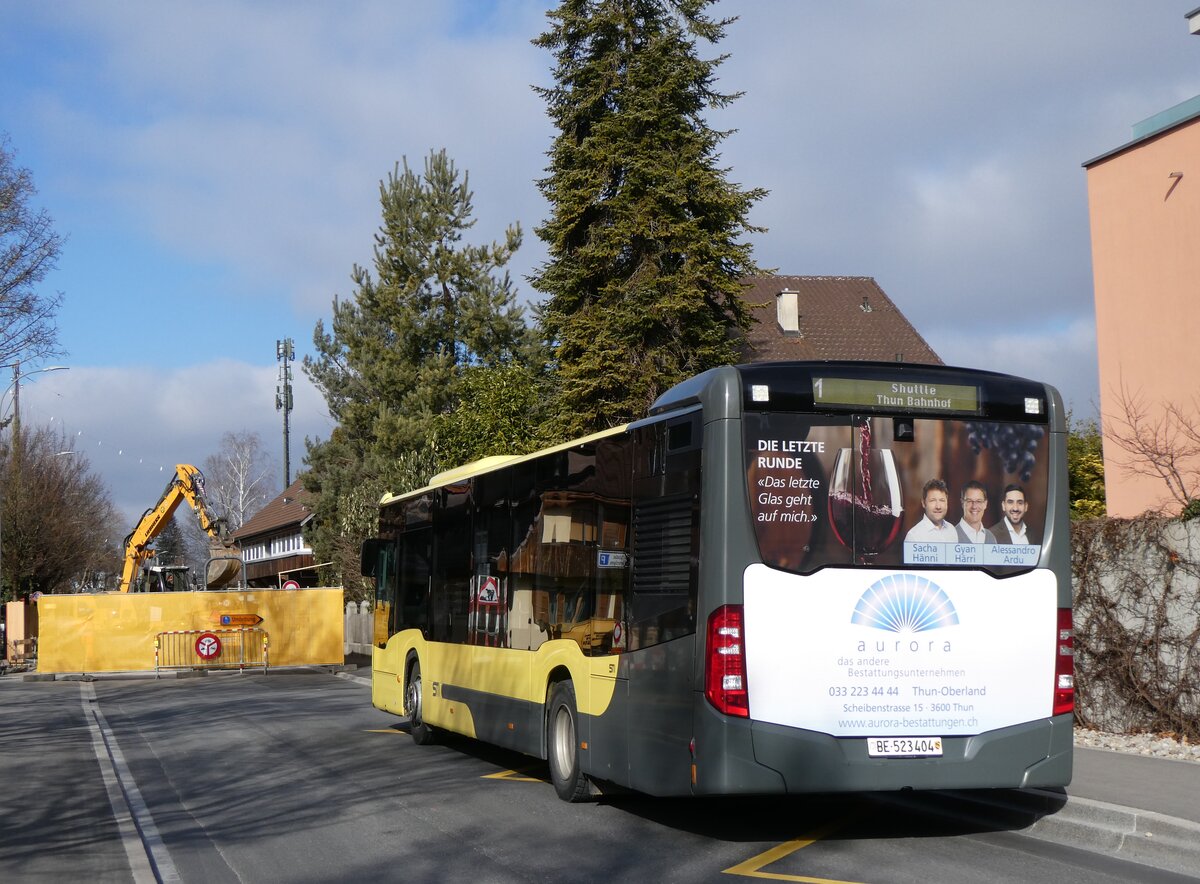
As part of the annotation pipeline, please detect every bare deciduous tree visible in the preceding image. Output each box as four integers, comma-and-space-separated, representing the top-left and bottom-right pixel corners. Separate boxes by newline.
203, 431, 279, 531
1, 426, 120, 599
1105, 381, 1200, 513
0, 135, 64, 367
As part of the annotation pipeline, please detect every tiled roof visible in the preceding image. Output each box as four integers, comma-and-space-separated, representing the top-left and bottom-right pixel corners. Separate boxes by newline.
738, 275, 942, 365
232, 478, 313, 542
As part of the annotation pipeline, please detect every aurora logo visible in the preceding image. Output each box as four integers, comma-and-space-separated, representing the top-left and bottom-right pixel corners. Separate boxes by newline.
850, 574, 959, 633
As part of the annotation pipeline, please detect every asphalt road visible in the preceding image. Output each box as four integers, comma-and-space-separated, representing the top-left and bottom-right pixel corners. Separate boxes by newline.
1, 671, 1195, 884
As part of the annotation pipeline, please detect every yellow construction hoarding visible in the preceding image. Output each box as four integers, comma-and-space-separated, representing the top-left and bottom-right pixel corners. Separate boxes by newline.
36, 588, 343, 673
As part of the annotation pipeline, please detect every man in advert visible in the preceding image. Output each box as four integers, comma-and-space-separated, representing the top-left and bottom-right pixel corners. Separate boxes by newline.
904, 479, 958, 542
989, 483, 1038, 545
956, 481, 997, 544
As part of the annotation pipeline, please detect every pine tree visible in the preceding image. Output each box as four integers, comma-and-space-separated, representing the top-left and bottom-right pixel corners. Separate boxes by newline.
302, 150, 534, 591
532, 0, 766, 435
153, 516, 187, 568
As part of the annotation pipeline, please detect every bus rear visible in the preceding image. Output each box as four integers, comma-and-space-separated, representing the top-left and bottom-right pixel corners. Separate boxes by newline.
684, 362, 1072, 794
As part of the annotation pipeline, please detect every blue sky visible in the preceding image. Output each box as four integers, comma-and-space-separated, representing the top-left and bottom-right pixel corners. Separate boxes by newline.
2, 1, 1197, 522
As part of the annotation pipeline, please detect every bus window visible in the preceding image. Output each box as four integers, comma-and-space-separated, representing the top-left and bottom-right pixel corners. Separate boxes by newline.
398, 530, 430, 635
534, 448, 603, 652
744, 412, 1049, 573
432, 482, 471, 644
471, 471, 511, 647
508, 461, 542, 650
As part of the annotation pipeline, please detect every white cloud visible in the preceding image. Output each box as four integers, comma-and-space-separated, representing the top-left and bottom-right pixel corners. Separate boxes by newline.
25, 0, 552, 315
932, 317, 1100, 416
19, 362, 332, 525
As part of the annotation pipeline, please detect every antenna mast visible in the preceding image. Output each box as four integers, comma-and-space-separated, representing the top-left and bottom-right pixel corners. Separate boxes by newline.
275, 338, 294, 486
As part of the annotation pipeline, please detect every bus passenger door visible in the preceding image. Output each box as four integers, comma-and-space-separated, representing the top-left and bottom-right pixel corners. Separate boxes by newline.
362, 538, 398, 649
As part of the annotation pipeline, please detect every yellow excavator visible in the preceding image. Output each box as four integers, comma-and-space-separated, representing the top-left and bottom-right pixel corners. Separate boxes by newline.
118, 464, 243, 593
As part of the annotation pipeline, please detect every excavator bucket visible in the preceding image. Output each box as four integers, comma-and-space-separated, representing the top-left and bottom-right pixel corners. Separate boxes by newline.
206, 542, 242, 589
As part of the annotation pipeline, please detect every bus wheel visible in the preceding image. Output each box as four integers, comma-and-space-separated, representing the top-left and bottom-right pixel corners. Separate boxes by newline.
406, 660, 436, 745
547, 681, 590, 802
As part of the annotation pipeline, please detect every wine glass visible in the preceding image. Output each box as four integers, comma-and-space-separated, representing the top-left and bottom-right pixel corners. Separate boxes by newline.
828, 445, 903, 562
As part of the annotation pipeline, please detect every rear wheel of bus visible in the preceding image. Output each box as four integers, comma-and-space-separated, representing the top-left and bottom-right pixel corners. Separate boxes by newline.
547, 681, 590, 802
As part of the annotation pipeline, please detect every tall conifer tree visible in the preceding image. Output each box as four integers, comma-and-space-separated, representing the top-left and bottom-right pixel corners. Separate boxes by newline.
532, 0, 765, 434
303, 150, 531, 589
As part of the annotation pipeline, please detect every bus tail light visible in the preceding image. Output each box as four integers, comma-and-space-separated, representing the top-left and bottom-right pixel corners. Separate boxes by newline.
706, 605, 749, 718
1053, 608, 1074, 717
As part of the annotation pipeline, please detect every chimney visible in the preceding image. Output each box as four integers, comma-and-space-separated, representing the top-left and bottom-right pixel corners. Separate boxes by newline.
776, 288, 801, 336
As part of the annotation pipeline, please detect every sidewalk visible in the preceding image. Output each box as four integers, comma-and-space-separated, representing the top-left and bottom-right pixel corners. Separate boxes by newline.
1071, 745, 1200, 826
902, 746, 1200, 878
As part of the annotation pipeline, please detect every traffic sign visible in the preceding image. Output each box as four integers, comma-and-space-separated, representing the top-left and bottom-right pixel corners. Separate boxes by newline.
282, 580, 300, 590
218, 613, 263, 627
195, 632, 222, 660
477, 575, 500, 605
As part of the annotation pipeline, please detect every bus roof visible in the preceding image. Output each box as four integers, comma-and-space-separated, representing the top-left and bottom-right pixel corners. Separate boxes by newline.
379, 423, 630, 506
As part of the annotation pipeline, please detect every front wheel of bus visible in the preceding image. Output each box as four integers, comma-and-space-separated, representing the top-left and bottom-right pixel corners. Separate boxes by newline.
406, 660, 436, 745
547, 681, 590, 802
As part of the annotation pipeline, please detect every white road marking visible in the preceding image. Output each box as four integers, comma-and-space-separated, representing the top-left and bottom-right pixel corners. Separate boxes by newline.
81, 682, 182, 883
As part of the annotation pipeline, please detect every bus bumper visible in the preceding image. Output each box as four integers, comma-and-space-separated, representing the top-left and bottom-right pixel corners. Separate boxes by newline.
692, 698, 1073, 795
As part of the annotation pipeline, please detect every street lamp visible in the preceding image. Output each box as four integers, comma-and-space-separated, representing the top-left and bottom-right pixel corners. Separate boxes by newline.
0, 363, 70, 433
0, 364, 70, 606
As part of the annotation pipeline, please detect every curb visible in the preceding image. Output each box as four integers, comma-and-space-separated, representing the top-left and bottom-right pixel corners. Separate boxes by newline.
1025, 793, 1200, 878
881, 787, 1200, 878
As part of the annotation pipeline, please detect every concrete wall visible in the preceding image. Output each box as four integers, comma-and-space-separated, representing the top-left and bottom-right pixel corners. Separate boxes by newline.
1073, 519, 1200, 734
1087, 115, 1200, 517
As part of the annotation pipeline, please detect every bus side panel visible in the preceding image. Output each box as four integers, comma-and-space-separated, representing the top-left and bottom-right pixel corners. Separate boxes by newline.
422, 641, 534, 741
396, 639, 623, 759
616, 636, 697, 797
691, 695, 786, 796
581, 674, 628, 783
439, 682, 542, 756
371, 632, 408, 716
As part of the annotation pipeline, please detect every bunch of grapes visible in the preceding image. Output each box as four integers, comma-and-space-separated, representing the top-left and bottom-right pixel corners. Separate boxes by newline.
965, 422, 1045, 481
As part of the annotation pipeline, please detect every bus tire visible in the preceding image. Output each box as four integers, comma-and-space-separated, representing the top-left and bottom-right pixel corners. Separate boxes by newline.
406, 659, 437, 746
547, 680, 590, 802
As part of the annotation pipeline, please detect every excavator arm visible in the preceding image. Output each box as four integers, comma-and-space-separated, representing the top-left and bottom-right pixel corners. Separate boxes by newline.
118, 464, 241, 592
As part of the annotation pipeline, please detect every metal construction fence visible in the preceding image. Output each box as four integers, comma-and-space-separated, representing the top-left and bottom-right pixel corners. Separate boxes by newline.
7, 637, 37, 664
154, 628, 269, 677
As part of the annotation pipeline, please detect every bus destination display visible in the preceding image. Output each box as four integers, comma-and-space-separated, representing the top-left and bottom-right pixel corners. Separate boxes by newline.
813, 377, 979, 414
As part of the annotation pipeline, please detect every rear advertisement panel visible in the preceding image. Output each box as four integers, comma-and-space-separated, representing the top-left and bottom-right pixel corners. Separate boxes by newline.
743, 564, 1057, 736
742, 410, 1056, 738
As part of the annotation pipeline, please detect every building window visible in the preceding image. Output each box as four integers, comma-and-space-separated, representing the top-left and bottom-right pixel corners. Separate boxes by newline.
241, 534, 310, 563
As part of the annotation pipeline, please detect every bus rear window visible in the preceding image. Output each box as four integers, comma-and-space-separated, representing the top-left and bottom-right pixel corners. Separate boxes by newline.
744, 413, 1049, 573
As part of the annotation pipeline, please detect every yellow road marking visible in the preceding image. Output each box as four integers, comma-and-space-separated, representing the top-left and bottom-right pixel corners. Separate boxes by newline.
364, 728, 406, 734
483, 767, 546, 783
722, 819, 865, 883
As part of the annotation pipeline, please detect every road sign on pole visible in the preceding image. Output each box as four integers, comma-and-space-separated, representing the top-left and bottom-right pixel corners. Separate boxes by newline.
195, 632, 222, 660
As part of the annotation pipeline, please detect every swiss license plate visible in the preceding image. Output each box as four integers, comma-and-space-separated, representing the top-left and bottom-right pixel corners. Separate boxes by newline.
867, 736, 944, 757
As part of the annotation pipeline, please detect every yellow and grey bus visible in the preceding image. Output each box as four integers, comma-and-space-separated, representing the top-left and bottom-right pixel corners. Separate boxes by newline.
363, 362, 1073, 801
